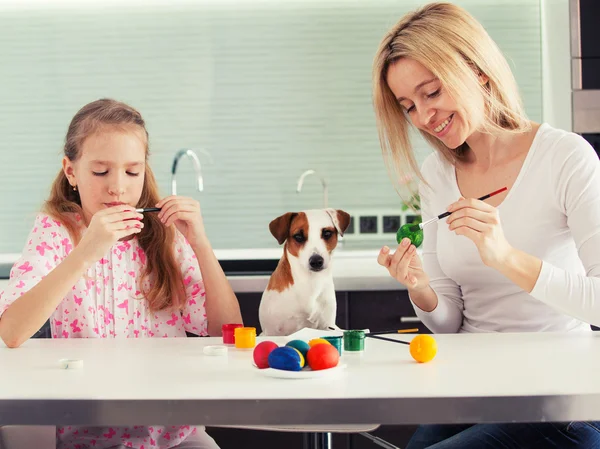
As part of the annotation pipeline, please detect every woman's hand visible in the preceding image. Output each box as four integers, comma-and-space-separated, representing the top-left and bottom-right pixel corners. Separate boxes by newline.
79, 205, 143, 263
446, 196, 512, 268
156, 196, 206, 246
377, 238, 430, 291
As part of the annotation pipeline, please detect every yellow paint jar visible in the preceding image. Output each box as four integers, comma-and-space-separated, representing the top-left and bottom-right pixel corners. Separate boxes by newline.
234, 327, 256, 349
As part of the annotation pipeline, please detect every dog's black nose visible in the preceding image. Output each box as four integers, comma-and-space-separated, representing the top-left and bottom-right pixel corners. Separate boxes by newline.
309, 255, 324, 271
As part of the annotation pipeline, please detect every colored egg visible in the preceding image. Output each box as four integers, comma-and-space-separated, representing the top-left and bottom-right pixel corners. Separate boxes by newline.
290, 347, 305, 368
307, 343, 340, 371
308, 338, 331, 348
286, 339, 311, 359
409, 334, 437, 363
396, 223, 423, 248
268, 346, 303, 371
253, 341, 279, 369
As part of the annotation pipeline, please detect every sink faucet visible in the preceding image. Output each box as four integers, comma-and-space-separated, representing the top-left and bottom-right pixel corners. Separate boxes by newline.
296, 169, 328, 208
171, 149, 211, 195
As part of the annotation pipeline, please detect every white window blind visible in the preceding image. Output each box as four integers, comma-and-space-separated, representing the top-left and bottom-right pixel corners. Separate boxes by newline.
0, 0, 541, 252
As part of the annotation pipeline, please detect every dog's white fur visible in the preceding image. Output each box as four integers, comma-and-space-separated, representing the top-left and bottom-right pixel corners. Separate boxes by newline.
259, 208, 350, 336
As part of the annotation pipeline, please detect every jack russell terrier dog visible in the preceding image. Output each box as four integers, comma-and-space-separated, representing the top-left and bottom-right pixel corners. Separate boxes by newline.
259, 208, 351, 336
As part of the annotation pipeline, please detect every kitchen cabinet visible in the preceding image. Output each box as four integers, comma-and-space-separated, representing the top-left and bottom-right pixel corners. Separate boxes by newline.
205, 428, 350, 449
235, 292, 351, 335
347, 290, 429, 334
235, 290, 428, 335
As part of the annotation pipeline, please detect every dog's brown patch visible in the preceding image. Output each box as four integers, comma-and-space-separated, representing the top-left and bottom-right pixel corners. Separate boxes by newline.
285, 212, 308, 258
267, 252, 294, 292
269, 212, 297, 245
266, 212, 309, 292
323, 227, 338, 253
335, 210, 351, 235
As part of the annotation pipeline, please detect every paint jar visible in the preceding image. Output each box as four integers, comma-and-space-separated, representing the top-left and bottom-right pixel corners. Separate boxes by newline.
222, 323, 243, 345
322, 336, 343, 355
343, 330, 365, 352
234, 327, 256, 349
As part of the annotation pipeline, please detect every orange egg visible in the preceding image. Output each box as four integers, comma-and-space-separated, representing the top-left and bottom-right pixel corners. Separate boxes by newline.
308, 338, 331, 348
307, 343, 339, 370
409, 335, 437, 363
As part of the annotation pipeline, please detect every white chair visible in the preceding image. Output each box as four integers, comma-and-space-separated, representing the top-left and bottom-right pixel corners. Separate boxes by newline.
0, 426, 56, 449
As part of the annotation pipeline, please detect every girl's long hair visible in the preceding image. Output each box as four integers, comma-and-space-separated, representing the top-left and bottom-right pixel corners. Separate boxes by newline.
44, 98, 186, 312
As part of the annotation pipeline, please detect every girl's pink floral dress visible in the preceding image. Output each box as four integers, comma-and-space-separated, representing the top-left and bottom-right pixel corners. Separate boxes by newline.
0, 213, 209, 449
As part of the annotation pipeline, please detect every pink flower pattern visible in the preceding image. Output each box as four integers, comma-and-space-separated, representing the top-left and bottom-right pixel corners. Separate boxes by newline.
0, 213, 208, 449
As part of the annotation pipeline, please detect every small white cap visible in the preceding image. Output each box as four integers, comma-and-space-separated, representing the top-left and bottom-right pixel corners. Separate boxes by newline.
59, 359, 83, 369
203, 345, 228, 356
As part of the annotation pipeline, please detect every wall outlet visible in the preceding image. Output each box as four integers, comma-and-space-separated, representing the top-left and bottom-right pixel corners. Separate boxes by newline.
405, 214, 420, 225
342, 209, 420, 240
359, 216, 378, 234
382, 215, 401, 233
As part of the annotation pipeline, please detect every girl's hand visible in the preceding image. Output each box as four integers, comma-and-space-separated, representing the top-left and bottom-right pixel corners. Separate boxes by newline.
79, 205, 143, 262
377, 239, 430, 291
446, 196, 512, 268
156, 196, 206, 246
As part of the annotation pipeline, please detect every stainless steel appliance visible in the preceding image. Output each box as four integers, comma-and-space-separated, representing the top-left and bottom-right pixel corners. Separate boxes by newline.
570, 0, 600, 153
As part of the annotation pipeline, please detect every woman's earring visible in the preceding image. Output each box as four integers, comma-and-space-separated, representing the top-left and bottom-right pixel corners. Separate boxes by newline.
73, 185, 77, 192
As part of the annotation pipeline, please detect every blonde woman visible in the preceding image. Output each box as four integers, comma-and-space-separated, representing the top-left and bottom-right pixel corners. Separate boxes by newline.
374, 2, 600, 448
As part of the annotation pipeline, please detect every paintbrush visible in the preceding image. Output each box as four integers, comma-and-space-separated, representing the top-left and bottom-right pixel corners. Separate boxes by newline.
366, 334, 410, 346
367, 328, 419, 336
135, 207, 162, 213
409, 186, 508, 231
327, 327, 413, 345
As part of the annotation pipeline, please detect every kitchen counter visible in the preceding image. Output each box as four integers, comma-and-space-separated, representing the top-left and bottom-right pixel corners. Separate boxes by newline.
0, 245, 411, 292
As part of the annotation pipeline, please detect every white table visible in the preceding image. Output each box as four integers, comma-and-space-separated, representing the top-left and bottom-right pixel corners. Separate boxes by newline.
1, 331, 600, 428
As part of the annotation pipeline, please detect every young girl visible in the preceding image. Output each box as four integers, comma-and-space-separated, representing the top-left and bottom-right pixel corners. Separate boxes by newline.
0, 98, 242, 449
373, 2, 600, 449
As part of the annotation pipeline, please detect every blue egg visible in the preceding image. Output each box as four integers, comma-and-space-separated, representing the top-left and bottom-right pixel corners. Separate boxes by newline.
285, 339, 310, 359
268, 347, 303, 371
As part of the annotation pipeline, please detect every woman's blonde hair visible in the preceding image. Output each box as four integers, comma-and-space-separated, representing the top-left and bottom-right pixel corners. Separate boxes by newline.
372, 2, 531, 199
43, 98, 187, 313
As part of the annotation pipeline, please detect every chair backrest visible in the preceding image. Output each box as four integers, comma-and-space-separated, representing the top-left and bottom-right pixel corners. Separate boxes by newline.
32, 320, 51, 339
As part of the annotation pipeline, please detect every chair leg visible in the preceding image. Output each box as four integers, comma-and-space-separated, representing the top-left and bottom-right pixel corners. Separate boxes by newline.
304, 431, 333, 449
359, 432, 400, 449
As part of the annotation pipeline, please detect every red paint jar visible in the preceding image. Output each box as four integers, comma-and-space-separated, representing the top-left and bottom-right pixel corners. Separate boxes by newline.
222, 323, 243, 344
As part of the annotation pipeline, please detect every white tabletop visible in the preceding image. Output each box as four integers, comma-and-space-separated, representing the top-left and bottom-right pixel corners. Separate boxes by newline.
1, 330, 600, 426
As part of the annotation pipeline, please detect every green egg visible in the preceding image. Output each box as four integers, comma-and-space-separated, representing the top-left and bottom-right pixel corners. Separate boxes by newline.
285, 339, 310, 359
396, 223, 424, 248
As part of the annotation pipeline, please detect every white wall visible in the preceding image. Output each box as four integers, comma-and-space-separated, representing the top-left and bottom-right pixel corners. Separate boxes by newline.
541, 0, 573, 131
0, 0, 545, 252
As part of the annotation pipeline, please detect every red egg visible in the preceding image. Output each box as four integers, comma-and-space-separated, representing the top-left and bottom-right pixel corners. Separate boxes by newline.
306, 343, 340, 370
253, 341, 279, 369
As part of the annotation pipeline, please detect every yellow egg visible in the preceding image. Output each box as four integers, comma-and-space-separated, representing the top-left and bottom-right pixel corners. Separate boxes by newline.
409, 334, 437, 363
308, 338, 331, 348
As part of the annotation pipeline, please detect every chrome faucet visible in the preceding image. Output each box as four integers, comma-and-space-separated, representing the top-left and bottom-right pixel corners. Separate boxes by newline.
171, 149, 212, 195
296, 169, 328, 208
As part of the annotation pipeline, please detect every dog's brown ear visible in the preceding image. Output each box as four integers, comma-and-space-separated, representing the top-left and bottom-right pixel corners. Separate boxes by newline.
269, 212, 297, 245
325, 208, 351, 236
